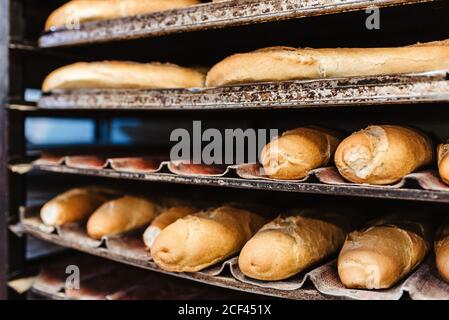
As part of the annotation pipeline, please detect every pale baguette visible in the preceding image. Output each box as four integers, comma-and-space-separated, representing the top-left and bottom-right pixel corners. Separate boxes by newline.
87, 195, 158, 239
45, 0, 200, 31
143, 206, 197, 249
205, 40, 449, 86
334, 125, 433, 185
40, 187, 115, 226
261, 127, 341, 180
42, 61, 205, 92
151, 206, 266, 272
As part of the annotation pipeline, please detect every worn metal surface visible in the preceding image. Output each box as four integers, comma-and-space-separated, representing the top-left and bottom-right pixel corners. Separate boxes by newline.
32, 164, 449, 203
38, 0, 435, 47
23, 226, 336, 300
38, 71, 449, 110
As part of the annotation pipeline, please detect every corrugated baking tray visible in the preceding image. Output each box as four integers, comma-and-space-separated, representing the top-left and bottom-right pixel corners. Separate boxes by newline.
37, 71, 449, 110
38, 0, 435, 48
19, 207, 449, 300
28, 162, 449, 203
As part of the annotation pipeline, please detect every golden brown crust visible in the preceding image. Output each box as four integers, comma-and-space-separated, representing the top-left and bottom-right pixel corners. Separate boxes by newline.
42, 61, 205, 92
435, 223, 449, 283
45, 0, 200, 31
40, 187, 113, 226
238, 209, 350, 281
151, 206, 266, 272
260, 127, 341, 180
142, 206, 197, 249
338, 216, 431, 289
87, 195, 158, 239
437, 141, 449, 185
334, 125, 433, 185
205, 40, 449, 86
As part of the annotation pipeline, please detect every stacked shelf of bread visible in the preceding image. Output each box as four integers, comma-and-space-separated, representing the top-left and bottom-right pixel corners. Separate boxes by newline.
8, 0, 449, 300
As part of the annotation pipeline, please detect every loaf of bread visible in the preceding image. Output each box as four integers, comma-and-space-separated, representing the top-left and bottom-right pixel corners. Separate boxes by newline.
42, 61, 205, 92
45, 0, 200, 31
238, 209, 353, 281
205, 40, 449, 86
87, 196, 158, 239
334, 125, 433, 185
437, 140, 449, 185
338, 214, 432, 289
40, 187, 115, 226
260, 127, 341, 180
143, 206, 197, 249
435, 222, 449, 283
151, 206, 266, 272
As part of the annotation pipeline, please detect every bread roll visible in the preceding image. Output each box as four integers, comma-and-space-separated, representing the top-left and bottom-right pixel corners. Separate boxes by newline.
435, 222, 449, 283
338, 215, 432, 289
238, 209, 353, 281
437, 140, 449, 185
87, 196, 158, 239
261, 127, 341, 180
45, 0, 200, 31
143, 206, 197, 249
205, 40, 449, 86
42, 61, 205, 92
151, 206, 266, 272
40, 187, 114, 226
334, 125, 433, 185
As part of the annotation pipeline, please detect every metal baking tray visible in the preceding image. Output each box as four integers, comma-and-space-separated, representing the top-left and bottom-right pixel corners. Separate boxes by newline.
38, 0, 435, 48
29, 163, 449, 203
21, 222, 332, 300
37, 71, 449, 110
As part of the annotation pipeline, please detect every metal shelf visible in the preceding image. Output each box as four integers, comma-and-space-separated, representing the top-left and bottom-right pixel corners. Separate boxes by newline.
38, 0, 435, 48
31, 164, 449, 203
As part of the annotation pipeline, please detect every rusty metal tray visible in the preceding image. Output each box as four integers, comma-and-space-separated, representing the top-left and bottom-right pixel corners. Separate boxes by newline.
38, 0, 435, 48
37, 71, 449, 110
28, 162, 449, 203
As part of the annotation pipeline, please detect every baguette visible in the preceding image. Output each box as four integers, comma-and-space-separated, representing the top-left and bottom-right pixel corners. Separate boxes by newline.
338, 214, 432, 289
45, 0, 200, 31
151, 206, 266, 272
238, 209, 353, 281
435, 222, 449, 283
437, 140, 449, 185
40, 187, 114, 226
334, 125, 433, 185
205, 40, 449, 86
260, 127, 341, 180
87, 196, 158, 239
42, 61, 205, 92
143, 206, 197, 249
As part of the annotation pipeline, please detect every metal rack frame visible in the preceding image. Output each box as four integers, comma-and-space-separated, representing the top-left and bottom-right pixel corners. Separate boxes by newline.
2, 0, 449, 300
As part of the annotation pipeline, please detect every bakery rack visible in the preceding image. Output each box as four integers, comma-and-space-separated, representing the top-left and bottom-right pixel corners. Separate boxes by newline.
2, 0, 449, 300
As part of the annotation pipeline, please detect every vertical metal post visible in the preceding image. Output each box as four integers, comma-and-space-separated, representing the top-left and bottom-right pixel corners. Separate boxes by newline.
0, 0, 10, 300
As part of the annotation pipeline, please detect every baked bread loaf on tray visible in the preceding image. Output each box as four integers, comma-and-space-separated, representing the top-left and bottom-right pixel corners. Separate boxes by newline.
334, 125, 433, 185
437, 140, 449, 185
338, 214, 432, 289
42, 61, 206, 92
238, 209, 354, 281
143, 206, 197, 249
205, 40, 449, 86
40, 187, 115, 226
435, 222, 449, 283
87, 195, 158, 239
45, 0, 200, 31
151, 206, 266, 272
260, 127, 341, 180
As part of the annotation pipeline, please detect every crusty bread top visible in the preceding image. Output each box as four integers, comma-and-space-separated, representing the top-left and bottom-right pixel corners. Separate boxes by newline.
42, 61, 206, 92
45, 0, 200, 31
205, 40, 449, 86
